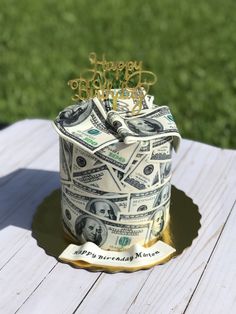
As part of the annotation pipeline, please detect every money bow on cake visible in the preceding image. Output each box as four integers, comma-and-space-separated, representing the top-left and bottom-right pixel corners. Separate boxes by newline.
53, 93, 181, 252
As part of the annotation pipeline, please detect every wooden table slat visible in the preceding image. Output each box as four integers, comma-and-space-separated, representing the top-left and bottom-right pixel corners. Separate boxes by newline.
185, 201, 236, 314
0, 141, 59, 269
0, 120, 58, 180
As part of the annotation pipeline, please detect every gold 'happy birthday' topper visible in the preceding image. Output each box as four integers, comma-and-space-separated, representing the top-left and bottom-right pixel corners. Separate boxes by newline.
68, 53, 157, 115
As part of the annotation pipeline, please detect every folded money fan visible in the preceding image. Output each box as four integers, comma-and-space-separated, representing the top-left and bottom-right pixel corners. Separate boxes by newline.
54, 95, 181, 151
53, 54, 181, 271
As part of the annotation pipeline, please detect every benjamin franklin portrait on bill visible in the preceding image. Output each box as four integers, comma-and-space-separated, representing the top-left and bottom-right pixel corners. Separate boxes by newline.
58, 99, 93, 127
126, 118, 163, 136
151, 208, 165, 236
86, 199, 119, 221
75, 215, 107, 246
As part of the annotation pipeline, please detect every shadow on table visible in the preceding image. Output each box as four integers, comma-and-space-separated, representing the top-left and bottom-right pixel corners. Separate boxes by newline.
0, 168, 60, 231
0, 168, 201, 266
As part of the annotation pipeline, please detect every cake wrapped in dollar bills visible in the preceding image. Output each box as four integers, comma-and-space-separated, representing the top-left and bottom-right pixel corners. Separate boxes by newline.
53, 92, 181, 251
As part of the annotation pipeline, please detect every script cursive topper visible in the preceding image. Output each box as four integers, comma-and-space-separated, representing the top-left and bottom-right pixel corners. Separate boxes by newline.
68, 53, 157, 115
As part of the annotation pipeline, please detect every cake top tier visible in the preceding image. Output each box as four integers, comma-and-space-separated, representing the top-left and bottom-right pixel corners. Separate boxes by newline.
53, 54, 181, 154
53, 98, 181, 154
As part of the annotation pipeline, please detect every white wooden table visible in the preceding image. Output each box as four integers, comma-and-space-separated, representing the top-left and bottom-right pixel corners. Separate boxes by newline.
0, 119, 235, 314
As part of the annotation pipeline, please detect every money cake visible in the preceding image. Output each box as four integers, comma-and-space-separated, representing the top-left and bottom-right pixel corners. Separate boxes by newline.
54, 93, 181, 252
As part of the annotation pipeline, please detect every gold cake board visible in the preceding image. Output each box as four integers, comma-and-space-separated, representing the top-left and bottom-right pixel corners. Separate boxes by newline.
32, 186, 201, 272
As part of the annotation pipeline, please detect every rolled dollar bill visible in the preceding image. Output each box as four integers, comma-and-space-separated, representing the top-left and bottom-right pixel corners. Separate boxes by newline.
107, 106, 181, 150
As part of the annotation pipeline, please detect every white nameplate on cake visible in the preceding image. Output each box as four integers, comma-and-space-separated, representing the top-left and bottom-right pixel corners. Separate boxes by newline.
59, 240, 175, 271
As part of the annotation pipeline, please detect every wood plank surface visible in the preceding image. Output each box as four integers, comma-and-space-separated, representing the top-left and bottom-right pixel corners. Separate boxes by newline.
0, 120, 235, 314
0, 120, 101, 313
185, 201, 236, 314
0, 119, 56, 179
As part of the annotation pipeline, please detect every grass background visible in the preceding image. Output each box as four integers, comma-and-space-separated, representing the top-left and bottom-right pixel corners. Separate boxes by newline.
0, 0, 235, 148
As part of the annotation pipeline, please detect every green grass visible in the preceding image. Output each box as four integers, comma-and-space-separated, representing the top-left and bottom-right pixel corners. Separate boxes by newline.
0, 0, 236, 148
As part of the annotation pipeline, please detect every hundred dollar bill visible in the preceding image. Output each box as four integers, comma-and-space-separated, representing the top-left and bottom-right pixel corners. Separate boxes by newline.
68, 180, 109, 196
94, 141, 140, 172
149, 137, 172, 162
122, 155, 160, 191
62, 185, 129, 220
61, 193, 153, 250
107, 106, 181, 150
59, 138, 73, 183
72, 145, 102, 173
127, 182, 171, 213
119, 200, 170, 223
73, 164, 123, 192
54, 98, 119, 153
